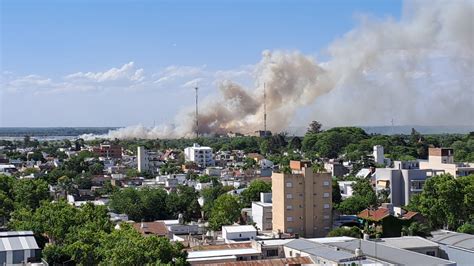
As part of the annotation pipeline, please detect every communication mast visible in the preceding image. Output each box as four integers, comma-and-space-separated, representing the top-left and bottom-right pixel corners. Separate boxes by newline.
195, 86, 199, 138
264, 83, 267, 133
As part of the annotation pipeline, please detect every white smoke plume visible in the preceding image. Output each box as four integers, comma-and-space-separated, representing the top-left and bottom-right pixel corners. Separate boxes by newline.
89, 0, 473, 139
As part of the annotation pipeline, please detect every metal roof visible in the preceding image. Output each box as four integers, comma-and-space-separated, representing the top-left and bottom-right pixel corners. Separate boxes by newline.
222, 225, 257, 233
0, 231, 39, 252
430, 230, 474, 251
285, 239, 358, 262
380, 236, 439, 249
330, 239, 456, 266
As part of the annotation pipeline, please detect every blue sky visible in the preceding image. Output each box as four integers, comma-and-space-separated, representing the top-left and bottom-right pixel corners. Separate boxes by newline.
1, 0, 403, 127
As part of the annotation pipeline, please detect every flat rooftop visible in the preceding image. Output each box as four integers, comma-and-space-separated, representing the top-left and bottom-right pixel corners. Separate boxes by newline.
187, 248, 260, 260
330, 239, 456, 265
222, 225, 257, 233
430, 230, 474, 251
380, 236, 439, 250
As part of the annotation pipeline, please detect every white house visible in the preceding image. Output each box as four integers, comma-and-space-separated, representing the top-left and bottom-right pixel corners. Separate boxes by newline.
184, 143, 214, 168
222, 225, 257, 243
338, 181, 356, 199
252, 193, 272, 231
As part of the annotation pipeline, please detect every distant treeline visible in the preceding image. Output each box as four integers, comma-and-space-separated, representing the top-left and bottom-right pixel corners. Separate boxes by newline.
0, 127, 118, 137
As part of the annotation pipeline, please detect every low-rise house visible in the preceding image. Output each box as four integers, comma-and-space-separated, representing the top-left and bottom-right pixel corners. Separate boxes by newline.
0, 231, 41, 265
205, 167, 223, 177
357, 205, 421, 237
338, 181, 356, 199
194, 182, 212, 191
222, 225, 257, 243
325, 161, 349, 177
133, 221, 169, 237
251, 193, 272, 231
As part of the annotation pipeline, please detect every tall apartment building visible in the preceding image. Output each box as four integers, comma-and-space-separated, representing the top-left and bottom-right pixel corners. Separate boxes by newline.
272, 161, 332, 238
137, 146, 162, 174
184, 143, 214, 168
376, 161, 444, 206
419, 148, 474, 177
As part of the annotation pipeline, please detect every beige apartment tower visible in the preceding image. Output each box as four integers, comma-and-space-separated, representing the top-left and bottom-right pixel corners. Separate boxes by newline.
272, 161, 332, 237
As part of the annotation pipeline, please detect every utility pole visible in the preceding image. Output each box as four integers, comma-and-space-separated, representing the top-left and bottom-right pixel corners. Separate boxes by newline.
195, 86, 199, 138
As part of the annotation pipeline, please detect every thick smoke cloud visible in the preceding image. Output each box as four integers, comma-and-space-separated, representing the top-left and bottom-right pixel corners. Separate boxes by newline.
90, 0, 473, 139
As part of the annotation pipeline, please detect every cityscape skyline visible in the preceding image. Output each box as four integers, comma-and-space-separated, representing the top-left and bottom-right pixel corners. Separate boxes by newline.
1, 0, 473, 137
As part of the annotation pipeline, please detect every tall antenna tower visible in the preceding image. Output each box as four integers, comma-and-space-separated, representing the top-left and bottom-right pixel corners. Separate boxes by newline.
263, 83, 267, 133
391, 118, 394, 135
195, 86, 199, 138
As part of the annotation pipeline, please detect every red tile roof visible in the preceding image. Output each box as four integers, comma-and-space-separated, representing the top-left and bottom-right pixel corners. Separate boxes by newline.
401, 211, 419, 220
132, 222, 168, 237
358, 208, 390, 222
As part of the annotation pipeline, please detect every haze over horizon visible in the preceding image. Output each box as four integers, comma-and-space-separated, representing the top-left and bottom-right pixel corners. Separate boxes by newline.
1, 0, 473, 138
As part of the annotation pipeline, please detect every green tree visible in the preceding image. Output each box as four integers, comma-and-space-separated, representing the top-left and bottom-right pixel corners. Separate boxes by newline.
332, 180, 342, 205
327, 226, 361, 238
240, 180, 271, 207
166, 185, 201, 221
307, 120, 323, 134
98, 223, 186, 265
88, 162, 104, 175
209, 194, 242, 231
288, 136, 302, 150
13, 179, 50, 210
457, 222, 474, 234
242, 157, 257, 170
201, 183, 233, 217
401, 222, 432, 237
407, 174, 472, 230
336, 179, 377, 214
109, 188, 169, 221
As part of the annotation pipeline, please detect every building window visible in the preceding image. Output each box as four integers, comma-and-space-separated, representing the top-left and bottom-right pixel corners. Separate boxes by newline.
324, 215, 330, 220
286, 205, 293, 210
324, 204, 330, 209
266, 249, 279, 257
287, 227, 293, 233
286, 182, 293, 188
323, 181, 330, 186
324, 227, 330, 230
289, 250, 293, 256
323, 192, 330, 198
426, 251, 436, 256
287, 216, 293, 222
286, 193, 293, 199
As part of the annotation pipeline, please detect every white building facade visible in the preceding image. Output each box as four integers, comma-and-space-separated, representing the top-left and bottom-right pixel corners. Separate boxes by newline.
252, 193, 273, 231
184, 143, 214, 168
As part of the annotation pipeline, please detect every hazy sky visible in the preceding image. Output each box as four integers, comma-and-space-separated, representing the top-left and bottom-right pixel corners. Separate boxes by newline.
0, 0, 403, 127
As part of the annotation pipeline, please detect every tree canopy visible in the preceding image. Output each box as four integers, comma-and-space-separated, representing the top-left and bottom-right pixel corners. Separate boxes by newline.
240, 180, 271, 207
406, 174, 474, 230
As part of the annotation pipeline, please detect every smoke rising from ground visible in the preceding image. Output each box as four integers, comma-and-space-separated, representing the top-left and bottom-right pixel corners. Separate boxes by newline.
91, 0, 473, 139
